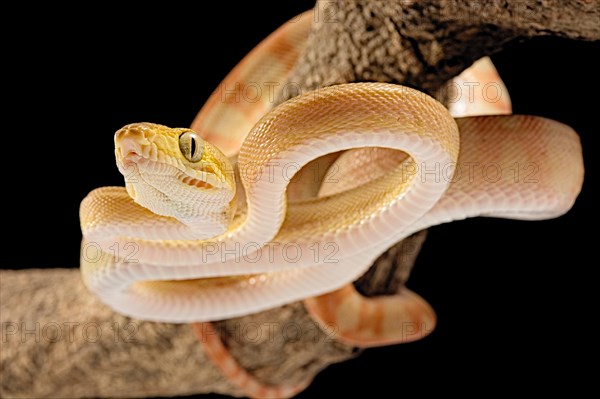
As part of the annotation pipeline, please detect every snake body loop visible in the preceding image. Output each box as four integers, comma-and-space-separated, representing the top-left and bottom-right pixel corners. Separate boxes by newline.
80, 10, 584, 398
80, 9, 583, 339
81, 82, 463, 322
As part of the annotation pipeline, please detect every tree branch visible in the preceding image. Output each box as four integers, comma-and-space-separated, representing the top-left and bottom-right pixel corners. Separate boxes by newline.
285, 0, 599, 97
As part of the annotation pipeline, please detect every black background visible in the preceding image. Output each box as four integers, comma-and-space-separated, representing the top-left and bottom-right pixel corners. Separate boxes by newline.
3, 2, 598, 397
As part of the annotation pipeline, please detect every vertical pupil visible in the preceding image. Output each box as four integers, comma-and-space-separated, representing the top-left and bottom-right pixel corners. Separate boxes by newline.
190, 137, 196, 157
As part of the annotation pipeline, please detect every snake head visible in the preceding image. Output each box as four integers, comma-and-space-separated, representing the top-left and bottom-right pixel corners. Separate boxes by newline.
114, 122, 236, 221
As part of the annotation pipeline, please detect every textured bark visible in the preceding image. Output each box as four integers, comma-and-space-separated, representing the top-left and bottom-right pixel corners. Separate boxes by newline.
1, 1, 598, 398
0, 234, 425, 399
285, 0, 599, 100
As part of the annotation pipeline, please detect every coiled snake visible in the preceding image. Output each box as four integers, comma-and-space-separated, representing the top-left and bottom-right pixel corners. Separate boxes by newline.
80, 11, 583, 398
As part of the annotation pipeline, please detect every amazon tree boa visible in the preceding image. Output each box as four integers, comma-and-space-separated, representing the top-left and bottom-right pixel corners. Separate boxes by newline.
80, 11, 583, 398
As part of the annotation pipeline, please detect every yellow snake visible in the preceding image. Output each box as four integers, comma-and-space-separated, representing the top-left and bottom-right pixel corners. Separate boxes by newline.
80, 11, 583, 398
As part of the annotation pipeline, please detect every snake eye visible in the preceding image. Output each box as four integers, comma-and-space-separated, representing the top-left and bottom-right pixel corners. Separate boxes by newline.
179, 131, 204, 162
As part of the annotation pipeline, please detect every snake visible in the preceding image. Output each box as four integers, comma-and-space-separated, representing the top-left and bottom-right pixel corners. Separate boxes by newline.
80, 10, 584, 398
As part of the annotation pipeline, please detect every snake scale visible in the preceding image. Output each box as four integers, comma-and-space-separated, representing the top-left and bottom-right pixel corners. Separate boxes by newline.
80, 11, 584, 398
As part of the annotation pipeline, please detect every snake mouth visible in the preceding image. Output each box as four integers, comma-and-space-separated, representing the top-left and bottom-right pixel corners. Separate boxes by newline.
176, 166, 231, 190
181, 176, 214, 189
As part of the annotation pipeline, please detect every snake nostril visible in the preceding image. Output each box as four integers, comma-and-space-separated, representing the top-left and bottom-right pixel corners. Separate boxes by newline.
115, 124, 151, 159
